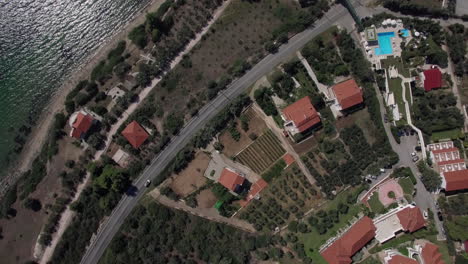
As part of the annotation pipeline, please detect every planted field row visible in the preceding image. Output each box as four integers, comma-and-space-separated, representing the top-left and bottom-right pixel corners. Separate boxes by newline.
236, 130, 285, 173
239, 165, 319, 231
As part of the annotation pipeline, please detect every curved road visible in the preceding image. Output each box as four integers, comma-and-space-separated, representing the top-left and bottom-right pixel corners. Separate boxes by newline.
80, 5, 351, 264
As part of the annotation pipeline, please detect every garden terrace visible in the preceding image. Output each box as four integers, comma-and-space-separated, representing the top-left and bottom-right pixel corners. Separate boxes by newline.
100, 202, 281, 264
235, 130, 286, 174
296, 186, 367, 264
238, 164, 321, 232
301, 27, 348, 86
411, 88, 463, 135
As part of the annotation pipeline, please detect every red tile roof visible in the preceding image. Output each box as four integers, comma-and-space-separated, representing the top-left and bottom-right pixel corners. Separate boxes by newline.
437, 159, 465, 166
219, 168, 245, 192
71, 112, 93, 139
321, 216, 376, 264
283, 153, 295, 166
422, 243, 445, 264
388, 255, 419, 264
443, 169, 468, 192
423, 68, 442, 92
397, 206, 426, 232
122, 121, 149, 148
240, 179, 268, 207
332, 79, 364, 110
431, 147, 459, 155
282, 96, 321, 132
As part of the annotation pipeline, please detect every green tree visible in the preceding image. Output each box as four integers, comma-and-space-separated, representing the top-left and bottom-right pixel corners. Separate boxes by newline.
23, 198, 42, 212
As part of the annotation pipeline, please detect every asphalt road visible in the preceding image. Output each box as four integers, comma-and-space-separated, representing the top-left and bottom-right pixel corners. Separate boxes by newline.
79, 4, 351, 264
372, 82, 447, 240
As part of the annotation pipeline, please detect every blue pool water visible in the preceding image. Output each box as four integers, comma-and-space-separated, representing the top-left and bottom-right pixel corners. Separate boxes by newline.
375, 32, 395, 56
401, 29, 410, 37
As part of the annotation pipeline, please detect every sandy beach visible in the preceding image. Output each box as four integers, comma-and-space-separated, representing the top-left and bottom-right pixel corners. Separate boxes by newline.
0, 0, 167, 198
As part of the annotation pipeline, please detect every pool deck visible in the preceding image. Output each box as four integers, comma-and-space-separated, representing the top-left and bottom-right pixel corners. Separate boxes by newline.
360, 20, 412, 69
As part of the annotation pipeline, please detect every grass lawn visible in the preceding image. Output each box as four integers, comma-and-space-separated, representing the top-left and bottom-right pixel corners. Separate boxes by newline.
398, 177, 414, 195
388, 76, 408, 125
294, 68, 317, 100
367, 192, 385, 214
382, 56, 410, 78
300, 187, 363, 264
431, 128, 462, 141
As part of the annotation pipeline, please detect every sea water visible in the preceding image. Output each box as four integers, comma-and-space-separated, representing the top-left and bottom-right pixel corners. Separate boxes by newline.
0, 0, 152, 176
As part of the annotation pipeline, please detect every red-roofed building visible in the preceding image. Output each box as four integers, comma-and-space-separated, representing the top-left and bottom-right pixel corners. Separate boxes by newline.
283, 153, 295, 167
69, 111, 94, 139
386, 254, 418, 264
430, 147, 460, 163
442, 169, 468, 192
282, 96, 321, 138
427, 141, 454, 152
331, 79, 364, 111
421, 68, 442, 92
122, 121, 149, 148
421, 242, 445, 264
240, 179, 268, 207
219, 167, 246, 193
437, 159, 466, 173
397, 206, 426, 232
320, 216, 376, 264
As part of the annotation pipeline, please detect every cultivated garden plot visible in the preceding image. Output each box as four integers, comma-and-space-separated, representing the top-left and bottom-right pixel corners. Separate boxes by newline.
235, 129, 286, 174
238, 164, 321, 232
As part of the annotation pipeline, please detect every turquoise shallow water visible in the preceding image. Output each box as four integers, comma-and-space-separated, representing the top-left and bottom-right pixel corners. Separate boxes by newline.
375, 31, 395, 56
0, 0, 151, 176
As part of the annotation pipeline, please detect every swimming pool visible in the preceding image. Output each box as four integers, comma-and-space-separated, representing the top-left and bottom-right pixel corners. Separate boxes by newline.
401, 29, 410, 37
375, 31, 395, 56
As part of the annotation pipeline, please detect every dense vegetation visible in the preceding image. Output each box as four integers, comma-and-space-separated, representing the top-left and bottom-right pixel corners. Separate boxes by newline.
417, 162, 441, 192
302, 32, 349, 85
446, 24, 467, 77
439, 194, 468, 243
412, 89, 463, 135
383, 0, 454, 18
100, 203, 277, 264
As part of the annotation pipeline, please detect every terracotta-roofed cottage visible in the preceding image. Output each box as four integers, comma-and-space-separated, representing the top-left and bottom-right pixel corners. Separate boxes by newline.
320, 216, 376, 264
396, 206, 426, 232
219, 168, 246, 193
239, 179, 268, 207
331, 79, 364, 111
70, 111, 94, 139
422, 243, 445, 264
122, 121, 149, 148
421, 68, 442, 92
387, 255, 418, 264
282, 96, 321, 138
442, 169, 468, 192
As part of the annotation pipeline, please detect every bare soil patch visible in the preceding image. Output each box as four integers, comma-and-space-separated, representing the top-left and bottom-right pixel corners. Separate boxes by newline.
219, 107, 267, 157
335, 108, 377, 144
0, 136, 84, 263
196, 189, 217, 209
170, 152, 210, 197
292, 134, 320, 156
